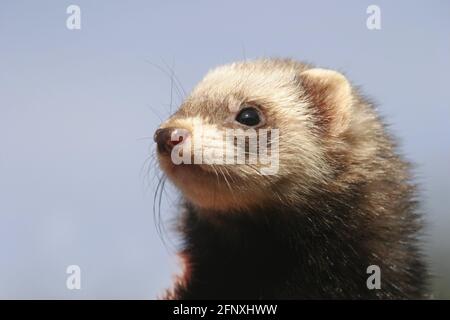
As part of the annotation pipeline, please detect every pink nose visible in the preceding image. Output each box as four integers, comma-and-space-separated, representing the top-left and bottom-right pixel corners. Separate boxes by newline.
154, 127, 188, 154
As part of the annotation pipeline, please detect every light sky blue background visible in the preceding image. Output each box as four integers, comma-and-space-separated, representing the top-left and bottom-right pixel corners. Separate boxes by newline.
0, 0, 449, 299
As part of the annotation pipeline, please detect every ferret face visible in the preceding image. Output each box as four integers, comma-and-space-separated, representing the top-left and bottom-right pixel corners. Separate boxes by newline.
154, 59, 358, 212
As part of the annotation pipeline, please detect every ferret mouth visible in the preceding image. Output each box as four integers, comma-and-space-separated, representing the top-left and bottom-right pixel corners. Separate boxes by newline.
170, 163, 211, 175
158, 154, 222, 181
157, 153, 273, 211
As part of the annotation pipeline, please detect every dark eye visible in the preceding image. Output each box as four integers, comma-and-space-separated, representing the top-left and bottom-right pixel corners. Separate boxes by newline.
235, 107, 261, 126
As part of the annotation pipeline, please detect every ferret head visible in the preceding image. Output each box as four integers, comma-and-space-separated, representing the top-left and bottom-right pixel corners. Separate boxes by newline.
154, 59, 372, 212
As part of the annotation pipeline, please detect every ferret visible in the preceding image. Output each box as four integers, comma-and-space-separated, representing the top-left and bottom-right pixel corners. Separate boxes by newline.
153, 58, 428, 299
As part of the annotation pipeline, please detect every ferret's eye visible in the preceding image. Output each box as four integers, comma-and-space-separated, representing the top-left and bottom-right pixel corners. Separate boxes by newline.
235, 107, 261, 126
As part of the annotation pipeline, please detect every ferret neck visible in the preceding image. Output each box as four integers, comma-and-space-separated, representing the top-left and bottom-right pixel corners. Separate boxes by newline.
175, 200, 375, 299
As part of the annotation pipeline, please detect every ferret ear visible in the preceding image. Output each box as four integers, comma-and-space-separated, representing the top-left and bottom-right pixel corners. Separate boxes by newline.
299, 68, 353, 135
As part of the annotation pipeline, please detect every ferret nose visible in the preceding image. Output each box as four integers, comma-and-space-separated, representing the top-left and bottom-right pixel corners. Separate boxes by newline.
154, 127, 188, 154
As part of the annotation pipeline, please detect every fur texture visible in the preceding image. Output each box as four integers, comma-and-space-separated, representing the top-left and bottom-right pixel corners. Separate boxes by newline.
155, 58, 428, 299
